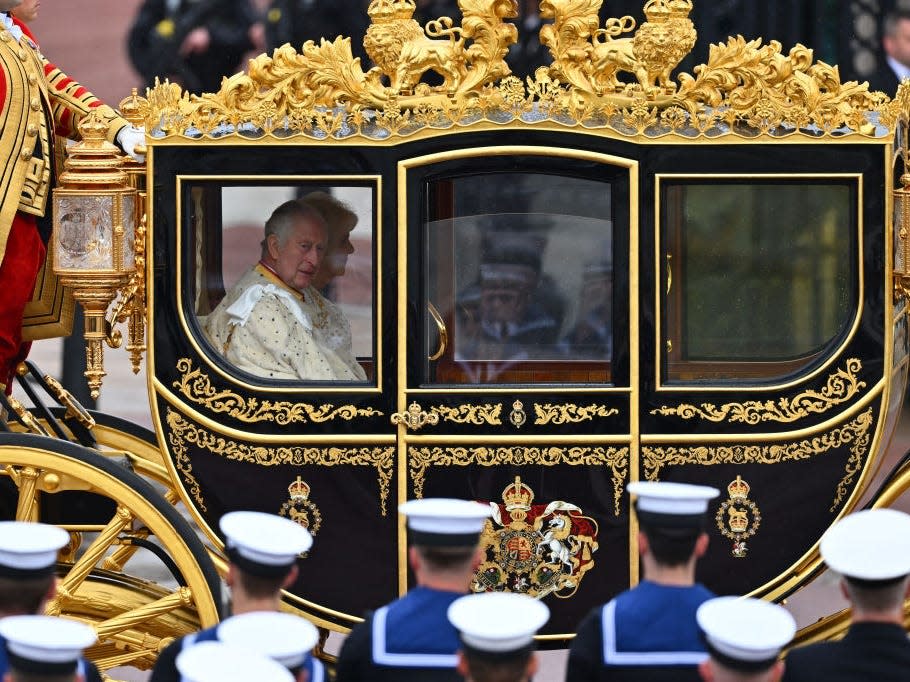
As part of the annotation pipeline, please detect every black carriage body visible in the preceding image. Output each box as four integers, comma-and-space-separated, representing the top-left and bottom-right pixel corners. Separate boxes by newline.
148, 124, 905, 639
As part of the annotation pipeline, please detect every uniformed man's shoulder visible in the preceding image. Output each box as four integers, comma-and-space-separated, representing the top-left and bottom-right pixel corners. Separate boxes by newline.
149, 633, 187, 682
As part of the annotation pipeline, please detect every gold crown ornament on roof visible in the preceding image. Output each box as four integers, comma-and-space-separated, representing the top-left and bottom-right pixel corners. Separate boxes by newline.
140, 0, 894, 141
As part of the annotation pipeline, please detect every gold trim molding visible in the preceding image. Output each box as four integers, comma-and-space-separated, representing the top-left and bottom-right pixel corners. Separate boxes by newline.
409, 445, 629, 514
642, 407, 873, 511
173, 358, 383, 423
430, 403, 503, 425
651, 359, 865, 424
141, 0, 891, 141
534, 403, 618, 425
165, 408, 394, 514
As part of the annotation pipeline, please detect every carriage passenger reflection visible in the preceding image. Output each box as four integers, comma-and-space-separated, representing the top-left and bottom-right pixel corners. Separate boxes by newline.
205, 199, 366, 381
560, 259, 613, 359
456, 239, 560, 365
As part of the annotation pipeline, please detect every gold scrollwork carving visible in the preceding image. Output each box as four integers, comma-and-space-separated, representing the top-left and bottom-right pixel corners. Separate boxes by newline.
430, 403, 502, 425
173, 358, 382, 424
650, 359, 866, 424
642, 408, 873, 511
165, 408, 394, 514
409, 445, 629, 515
142, 0, 885, 142
534, 403, 618, 425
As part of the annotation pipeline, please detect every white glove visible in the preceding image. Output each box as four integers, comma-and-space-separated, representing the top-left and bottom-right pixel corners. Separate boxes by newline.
115, 125, 146, 161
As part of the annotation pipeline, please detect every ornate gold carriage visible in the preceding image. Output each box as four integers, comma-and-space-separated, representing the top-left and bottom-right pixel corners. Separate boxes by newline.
4, 0, 910, 674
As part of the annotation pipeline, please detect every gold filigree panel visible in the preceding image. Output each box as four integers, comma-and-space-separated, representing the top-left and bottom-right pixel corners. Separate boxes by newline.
534, 403, 618, 425
165, 408, 394, 514
430, 403, 503, 425
409, 445, 629, 514
173, 358, 382, 424
642, 408, 873, 511
142, 0, 888, 141
651, 359, 866, 424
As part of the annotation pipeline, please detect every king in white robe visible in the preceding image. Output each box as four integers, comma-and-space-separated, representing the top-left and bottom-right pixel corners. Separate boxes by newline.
205, 264, 367, 382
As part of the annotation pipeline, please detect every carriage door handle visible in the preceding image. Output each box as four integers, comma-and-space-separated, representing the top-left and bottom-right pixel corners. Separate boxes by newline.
391, 402, 440, 431
427, 301, 448, 361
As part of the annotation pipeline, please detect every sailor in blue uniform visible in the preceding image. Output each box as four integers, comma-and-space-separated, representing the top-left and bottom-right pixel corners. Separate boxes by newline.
0, 521, 102, 682
448, 592, 550, 682
151, 510, 322, 682
696, 597, 795, 682
0, 614, 97, 682
217, 610, 323, 682
782, 508, 910, 682
177, 640, 294, 682
335, 497, 493, 682
567, 481, 720, 681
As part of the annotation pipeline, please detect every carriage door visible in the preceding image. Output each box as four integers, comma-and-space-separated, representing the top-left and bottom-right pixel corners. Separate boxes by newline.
395, 146, 636, 635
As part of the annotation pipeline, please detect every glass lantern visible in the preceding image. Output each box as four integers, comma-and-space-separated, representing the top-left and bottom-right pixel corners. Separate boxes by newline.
52, 111, 138, 398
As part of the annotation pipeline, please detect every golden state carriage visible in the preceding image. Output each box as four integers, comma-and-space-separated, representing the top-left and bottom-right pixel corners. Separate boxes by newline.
2, 0, 910, 674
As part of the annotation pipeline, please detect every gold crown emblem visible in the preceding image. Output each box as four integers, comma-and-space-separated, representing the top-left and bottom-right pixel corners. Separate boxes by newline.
643, 0, 671, 21
669, 0, 693, 17
367, 0, 416, 22
502, 476, 534, 512
288, 476, 311, 502
727, 475, 750, 501
728, 507, 749, 534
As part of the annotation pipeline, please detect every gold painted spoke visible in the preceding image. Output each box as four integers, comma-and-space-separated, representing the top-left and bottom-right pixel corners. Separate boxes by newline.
93, 587, 193, 639
7, 465, 40, 521
102, 529, 150, 572
52, 507, 133, 607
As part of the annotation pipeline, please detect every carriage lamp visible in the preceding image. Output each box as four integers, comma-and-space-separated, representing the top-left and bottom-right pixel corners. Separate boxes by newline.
52, 110, 138, 399
895, 171, 910, 300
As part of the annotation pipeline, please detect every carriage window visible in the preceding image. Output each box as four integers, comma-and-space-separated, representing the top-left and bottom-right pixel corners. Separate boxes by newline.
189, 183, 374, 383
424, 173, 613, 385
663, 180, 854, 382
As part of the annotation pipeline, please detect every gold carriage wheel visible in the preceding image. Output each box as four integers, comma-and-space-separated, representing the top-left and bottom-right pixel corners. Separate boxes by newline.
0, 434, 222, 675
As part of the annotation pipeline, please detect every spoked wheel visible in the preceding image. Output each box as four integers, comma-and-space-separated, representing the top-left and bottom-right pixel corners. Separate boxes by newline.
0, 433, 222, 674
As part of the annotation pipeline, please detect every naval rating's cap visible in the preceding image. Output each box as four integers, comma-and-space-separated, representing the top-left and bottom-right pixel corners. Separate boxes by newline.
696, 596, 795, 672
217, 610, 319, 670
176, 640, 294, 682
0, 615, 96, 676
627, 481, 720, 527
400, 498, 492, 547
0, 521, 69, 578
219, 511, 312, 578
447, 592, 549, 656
820, 508, 910, 583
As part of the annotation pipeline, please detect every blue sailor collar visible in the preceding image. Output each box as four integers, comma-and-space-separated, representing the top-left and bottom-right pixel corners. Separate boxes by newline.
601, 581, 712, 667
371, 586, 462, 668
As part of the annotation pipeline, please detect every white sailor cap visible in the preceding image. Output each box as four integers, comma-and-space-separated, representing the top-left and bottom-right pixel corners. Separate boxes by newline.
0, 521, 69, 578
448, 593, 549, 656
696, 597, 795, 672
820, 508, 910, 583
219, 511, 312, 578
0, 615, 96, 676
216, 610, 319, 670
627, 481, 720, 527
176, 640, 294, 682
400, 498, 492, 547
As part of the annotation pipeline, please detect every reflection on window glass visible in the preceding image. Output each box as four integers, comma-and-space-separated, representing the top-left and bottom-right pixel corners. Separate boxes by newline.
425, 173, 613, 385
190, 184, 374, 383
665, 181, 854, 382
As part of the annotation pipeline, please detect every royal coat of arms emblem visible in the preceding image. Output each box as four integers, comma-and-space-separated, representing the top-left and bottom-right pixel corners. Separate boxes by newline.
472, 476, 599, 598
